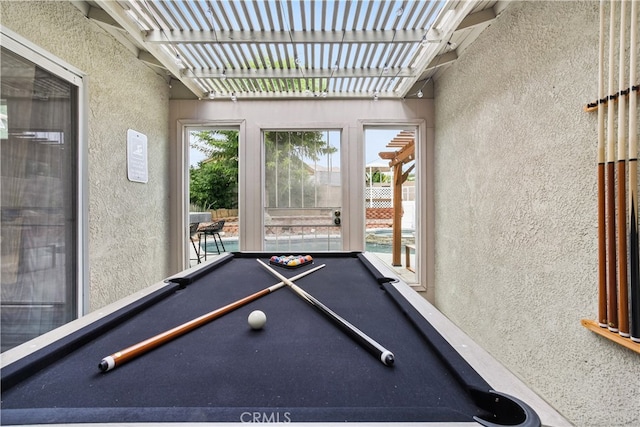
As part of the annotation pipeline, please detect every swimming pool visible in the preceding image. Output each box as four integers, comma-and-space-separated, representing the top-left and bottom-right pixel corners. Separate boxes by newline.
202, 229, 414, 255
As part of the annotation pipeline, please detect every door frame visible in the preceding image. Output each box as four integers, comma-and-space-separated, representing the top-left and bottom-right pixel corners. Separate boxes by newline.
175, 120, 245, 270
358, 119, 430, 295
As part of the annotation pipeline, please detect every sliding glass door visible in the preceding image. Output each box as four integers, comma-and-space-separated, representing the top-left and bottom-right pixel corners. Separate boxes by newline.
1, 45, 81, 351
263, 130, 341, 251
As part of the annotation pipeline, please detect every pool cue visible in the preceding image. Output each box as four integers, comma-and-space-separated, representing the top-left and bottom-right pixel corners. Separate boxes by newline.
630, 0, 640, 343
606, 0, 619, 332
256, 259, 395, 366
597, 0, 608, 328
98, 264, 326, 372
617, 0, 630, 338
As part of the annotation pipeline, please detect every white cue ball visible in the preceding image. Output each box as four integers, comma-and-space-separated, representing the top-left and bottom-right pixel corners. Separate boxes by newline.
248, 310, 267, 330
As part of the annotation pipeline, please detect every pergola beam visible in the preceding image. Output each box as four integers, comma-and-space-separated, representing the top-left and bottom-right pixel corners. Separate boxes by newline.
457, 8, 497, 31
388, 142, 415, 168
143, 29, 429, 45
87, 6, 123, 29
95, 0, 206, 98
185, 66, 416, 80
394, 0, 477, 96
425, 51, 458, 71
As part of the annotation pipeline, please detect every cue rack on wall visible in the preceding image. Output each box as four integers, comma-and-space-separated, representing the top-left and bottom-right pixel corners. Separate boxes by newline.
582, 0, 640, 355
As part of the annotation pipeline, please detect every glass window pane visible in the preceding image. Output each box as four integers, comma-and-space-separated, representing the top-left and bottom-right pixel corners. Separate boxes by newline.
263, 130, 341, 251
1, 47, 78, 352
364, 128, 417, 284
188, 129, 239, 261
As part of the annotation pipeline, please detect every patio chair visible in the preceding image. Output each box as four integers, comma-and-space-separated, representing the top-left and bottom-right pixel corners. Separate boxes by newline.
198, 220, 226, 258
189, 222, 202, 264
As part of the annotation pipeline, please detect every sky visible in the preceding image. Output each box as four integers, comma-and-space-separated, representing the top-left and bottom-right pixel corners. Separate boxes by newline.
364, 129, 406, 164
190, 146, 208, 166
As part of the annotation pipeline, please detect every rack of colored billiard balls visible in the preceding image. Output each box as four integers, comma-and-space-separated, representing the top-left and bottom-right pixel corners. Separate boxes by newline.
269, 254, 313, 269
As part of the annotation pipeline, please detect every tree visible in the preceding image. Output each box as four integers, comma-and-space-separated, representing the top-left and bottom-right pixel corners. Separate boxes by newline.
264, 131, 337, 208
189, 130, 238, 210
190, 129, 338, 211
365, 170, 391, 185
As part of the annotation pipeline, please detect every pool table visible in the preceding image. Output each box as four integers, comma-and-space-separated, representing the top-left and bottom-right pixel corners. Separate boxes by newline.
1, 252, 563, 426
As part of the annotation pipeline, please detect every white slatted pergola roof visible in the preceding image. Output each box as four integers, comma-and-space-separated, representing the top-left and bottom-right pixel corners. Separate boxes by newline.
79, 1, 503, 100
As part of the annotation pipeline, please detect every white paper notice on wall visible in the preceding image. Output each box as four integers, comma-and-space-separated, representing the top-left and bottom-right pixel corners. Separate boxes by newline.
127, 129, 148, 183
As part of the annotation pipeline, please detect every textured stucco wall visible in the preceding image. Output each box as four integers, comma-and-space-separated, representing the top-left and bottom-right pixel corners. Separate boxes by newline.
435, 2, 639, 426
1, 1, 171, 311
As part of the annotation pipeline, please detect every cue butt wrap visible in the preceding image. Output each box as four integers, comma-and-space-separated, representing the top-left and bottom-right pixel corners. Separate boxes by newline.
380, 350, 395, 366
99, 356, 116, 372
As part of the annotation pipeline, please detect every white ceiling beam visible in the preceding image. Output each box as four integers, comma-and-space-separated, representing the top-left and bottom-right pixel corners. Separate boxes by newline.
138, 51, 165, 69
457, 8, 496, 31
95, 0, 204, 96
82, 5, 142, 59
143, 29, 430, 45
395, 1, 479, 97
424, 51, 458, 70
185, 67, 416, 80
85, 0, 491, 100
70, 1, 89, 16
199, 90, 402, 100
87, 6, 124, 29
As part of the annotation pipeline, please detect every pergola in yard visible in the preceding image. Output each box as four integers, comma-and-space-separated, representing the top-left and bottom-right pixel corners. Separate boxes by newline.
379, 131, 415, 266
